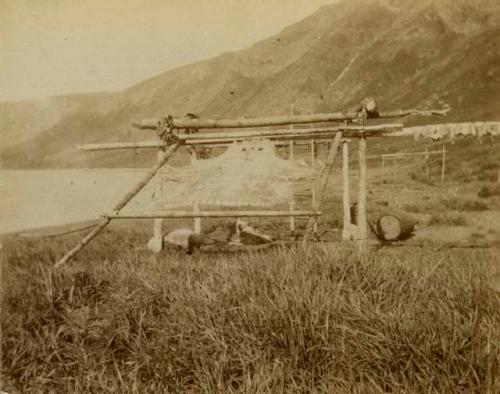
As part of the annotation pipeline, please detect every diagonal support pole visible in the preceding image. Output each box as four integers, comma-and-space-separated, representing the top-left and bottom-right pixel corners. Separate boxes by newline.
302, 132, 343, 246
54, 142, 180, 269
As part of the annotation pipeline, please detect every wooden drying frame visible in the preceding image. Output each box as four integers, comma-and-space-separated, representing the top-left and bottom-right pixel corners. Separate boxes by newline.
54, 101, 447, 268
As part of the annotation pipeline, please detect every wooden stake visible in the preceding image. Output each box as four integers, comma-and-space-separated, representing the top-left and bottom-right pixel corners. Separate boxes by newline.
190, 150, 197, 165
342, 141, 352, 241
425, 147, 430, 180
312, 182, 318, 233
310, 139, 315, 166
193, 201, 201, 234
289, 201, 295, 232
289, 104, 294, 160
441, 144, 446, 184
54, 142, 181, 269
381, 155, 385, 185
392, 159, 395, 190
152, 148, 165, 253
302, 132, 343, 245
357, 136, 368, 254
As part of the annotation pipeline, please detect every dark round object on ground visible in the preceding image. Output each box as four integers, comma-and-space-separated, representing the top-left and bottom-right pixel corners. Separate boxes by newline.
376, 214, 415, 241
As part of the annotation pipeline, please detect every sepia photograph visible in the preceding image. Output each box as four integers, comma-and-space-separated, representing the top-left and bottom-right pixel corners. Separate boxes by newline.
1, 0, 499, 392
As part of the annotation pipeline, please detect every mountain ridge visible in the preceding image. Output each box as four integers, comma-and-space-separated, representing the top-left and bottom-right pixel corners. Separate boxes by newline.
1, 0, 499, 168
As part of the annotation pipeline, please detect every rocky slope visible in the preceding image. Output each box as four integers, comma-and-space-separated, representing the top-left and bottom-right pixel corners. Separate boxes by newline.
1, 0, 499, 168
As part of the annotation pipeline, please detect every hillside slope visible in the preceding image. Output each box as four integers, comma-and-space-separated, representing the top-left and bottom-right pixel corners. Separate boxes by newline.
1, 0, 499, 168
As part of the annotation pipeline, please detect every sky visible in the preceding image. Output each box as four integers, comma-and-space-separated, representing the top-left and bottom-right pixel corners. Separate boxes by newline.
0, 0, 336, 102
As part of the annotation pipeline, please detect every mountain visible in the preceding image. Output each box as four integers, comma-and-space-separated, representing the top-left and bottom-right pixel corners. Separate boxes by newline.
1, 0, 499, 168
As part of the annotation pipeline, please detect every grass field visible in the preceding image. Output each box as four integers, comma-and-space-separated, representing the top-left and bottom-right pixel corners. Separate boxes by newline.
2, 137, 500, 393
2, 225, 500, 393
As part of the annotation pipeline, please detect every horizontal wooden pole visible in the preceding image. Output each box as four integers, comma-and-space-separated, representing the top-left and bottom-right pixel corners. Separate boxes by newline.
79, 125, 403, 151
133, 108, 448, 130
380, 151, 442, 159
193, 140, 331, 148
105, 210, 321, 219
180, 124, 403, 141
80, 138, 337, 151
79, 141, 164, 151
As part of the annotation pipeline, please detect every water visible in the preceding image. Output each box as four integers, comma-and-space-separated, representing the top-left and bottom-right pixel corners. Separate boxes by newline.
0, 169, 161, 234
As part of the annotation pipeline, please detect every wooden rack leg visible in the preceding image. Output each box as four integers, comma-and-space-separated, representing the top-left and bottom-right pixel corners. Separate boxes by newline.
342, 141, 352, 241
441, 144, 446, 184
289, 104, 294, 160
193, 201, 201, 234
392, 158, 395, 190
289, 200, 295, 233
381, 155, 385, 184
312, 183, 318, 234
356, 136, 368, 254
310, 139, 315, 166
54, 142, 180, 269
425, 147, 430, 180
151, 148, 165, 253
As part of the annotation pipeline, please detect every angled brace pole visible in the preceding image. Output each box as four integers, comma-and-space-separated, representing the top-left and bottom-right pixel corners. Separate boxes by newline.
302, 131, 343, 246
54, 141, 180, 269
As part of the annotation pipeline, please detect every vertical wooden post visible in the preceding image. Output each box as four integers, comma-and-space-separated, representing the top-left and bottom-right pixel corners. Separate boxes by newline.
310, 139, 315, 166
193, 201, 201, 234
357, 136, 368, 254
392, 157, 396, 190
342, 140, 352, 241
312, 182, 318, 233
190, 150, 197, 165
381, 155, 385, 184
425, 147, 430, 180
289, 200, 295, 233
289, 104, 295, 160
441, 144, 446, 184
152, 148, 165, 253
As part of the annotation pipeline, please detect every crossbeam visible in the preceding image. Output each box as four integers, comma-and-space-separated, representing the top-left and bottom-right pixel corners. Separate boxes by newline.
379, 151, 442, 159
105, 210, 321, 219
80, 139, 334, 151
80, 141, 164, 151
80, 124, 404, 151
133, 108, 448, 130
364, 150, 443, 160
181, 124, 403, 141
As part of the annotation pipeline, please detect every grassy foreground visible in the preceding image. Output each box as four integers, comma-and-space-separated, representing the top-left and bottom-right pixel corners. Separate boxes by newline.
2, 228, 500, 393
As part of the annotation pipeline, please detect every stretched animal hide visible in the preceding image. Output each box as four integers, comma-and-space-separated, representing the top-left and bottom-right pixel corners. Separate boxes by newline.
157, 140, 317, 207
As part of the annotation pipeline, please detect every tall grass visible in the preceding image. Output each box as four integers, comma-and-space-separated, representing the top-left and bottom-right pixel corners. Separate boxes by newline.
2, 229, 500, 393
